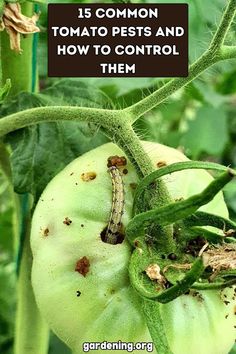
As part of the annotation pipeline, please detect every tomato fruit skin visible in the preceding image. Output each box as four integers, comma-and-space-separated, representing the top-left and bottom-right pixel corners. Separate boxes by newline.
31, 142, 235, 354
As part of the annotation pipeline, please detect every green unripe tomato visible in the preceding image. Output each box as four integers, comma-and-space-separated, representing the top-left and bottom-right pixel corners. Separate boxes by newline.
31, 142, 236, 354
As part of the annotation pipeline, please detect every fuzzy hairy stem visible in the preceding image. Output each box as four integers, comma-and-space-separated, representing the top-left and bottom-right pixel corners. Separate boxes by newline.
143, 300, 173, 354
219, 45, 236, 60
209, 0, 236, 52
0, 106, 121, 137
0, 107, 166, 181
1, 42, 232, 133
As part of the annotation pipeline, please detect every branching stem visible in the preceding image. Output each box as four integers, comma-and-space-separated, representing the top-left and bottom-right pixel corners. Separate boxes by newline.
209, 0, 236, 52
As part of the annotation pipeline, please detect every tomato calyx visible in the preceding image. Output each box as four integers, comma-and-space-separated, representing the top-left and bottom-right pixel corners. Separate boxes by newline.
127, 161, 236, 303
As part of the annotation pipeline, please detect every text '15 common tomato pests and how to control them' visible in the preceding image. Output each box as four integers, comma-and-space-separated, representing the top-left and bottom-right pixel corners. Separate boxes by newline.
0, 1, 236, 354
48, 4, 188, 77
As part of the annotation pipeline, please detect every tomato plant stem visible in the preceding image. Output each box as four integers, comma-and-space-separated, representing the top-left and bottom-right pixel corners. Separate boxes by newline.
0, 44, 235, 141
125, 51, 217, 120
220, 45, 236, 60
0, 3, 50, 353
209, 0, 236, 51
0, 3, 34, 96
125, 0, 236, 121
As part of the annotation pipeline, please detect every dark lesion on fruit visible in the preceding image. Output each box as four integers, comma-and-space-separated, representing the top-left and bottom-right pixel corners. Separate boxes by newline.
156, 160, 167, 168
100, 225, 124, 244
81, 172, 97, 182
63, 217, 72, 226
75, 256, 90, 277
189, 290, 204, 302
42, 227, 49, 237
107, 155, 127, 168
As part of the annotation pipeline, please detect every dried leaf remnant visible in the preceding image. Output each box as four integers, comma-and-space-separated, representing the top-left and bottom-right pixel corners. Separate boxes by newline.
0, 3, 40, 52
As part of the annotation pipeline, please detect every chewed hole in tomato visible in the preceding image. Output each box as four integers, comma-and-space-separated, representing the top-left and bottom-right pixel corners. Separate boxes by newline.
63, 217, 72, 226
100, 225, 124, 245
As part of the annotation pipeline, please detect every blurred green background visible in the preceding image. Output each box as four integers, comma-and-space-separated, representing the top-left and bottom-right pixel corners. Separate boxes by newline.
0, 0, 236, 353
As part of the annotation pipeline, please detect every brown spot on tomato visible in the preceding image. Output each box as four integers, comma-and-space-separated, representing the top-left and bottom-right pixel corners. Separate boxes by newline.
81, 172, 97, 182
157, 161, 167, 168
75, 256, 90, 277
107, 156, 127, 168
63, 217, 72, 226
43, 228, 49, 237
70, 172, 74, 176
81, 224, 84, 228
123, 168, 128, 175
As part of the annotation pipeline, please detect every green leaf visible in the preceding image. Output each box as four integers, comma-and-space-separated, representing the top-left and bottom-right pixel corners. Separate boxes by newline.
185, 82, 205, 103
181, 105, 229, 158
216, 69, 236, 95
1, 80, 110, 200
194, 81, 229, 108
40, 79, 114, 108
7, 121, 107, 200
